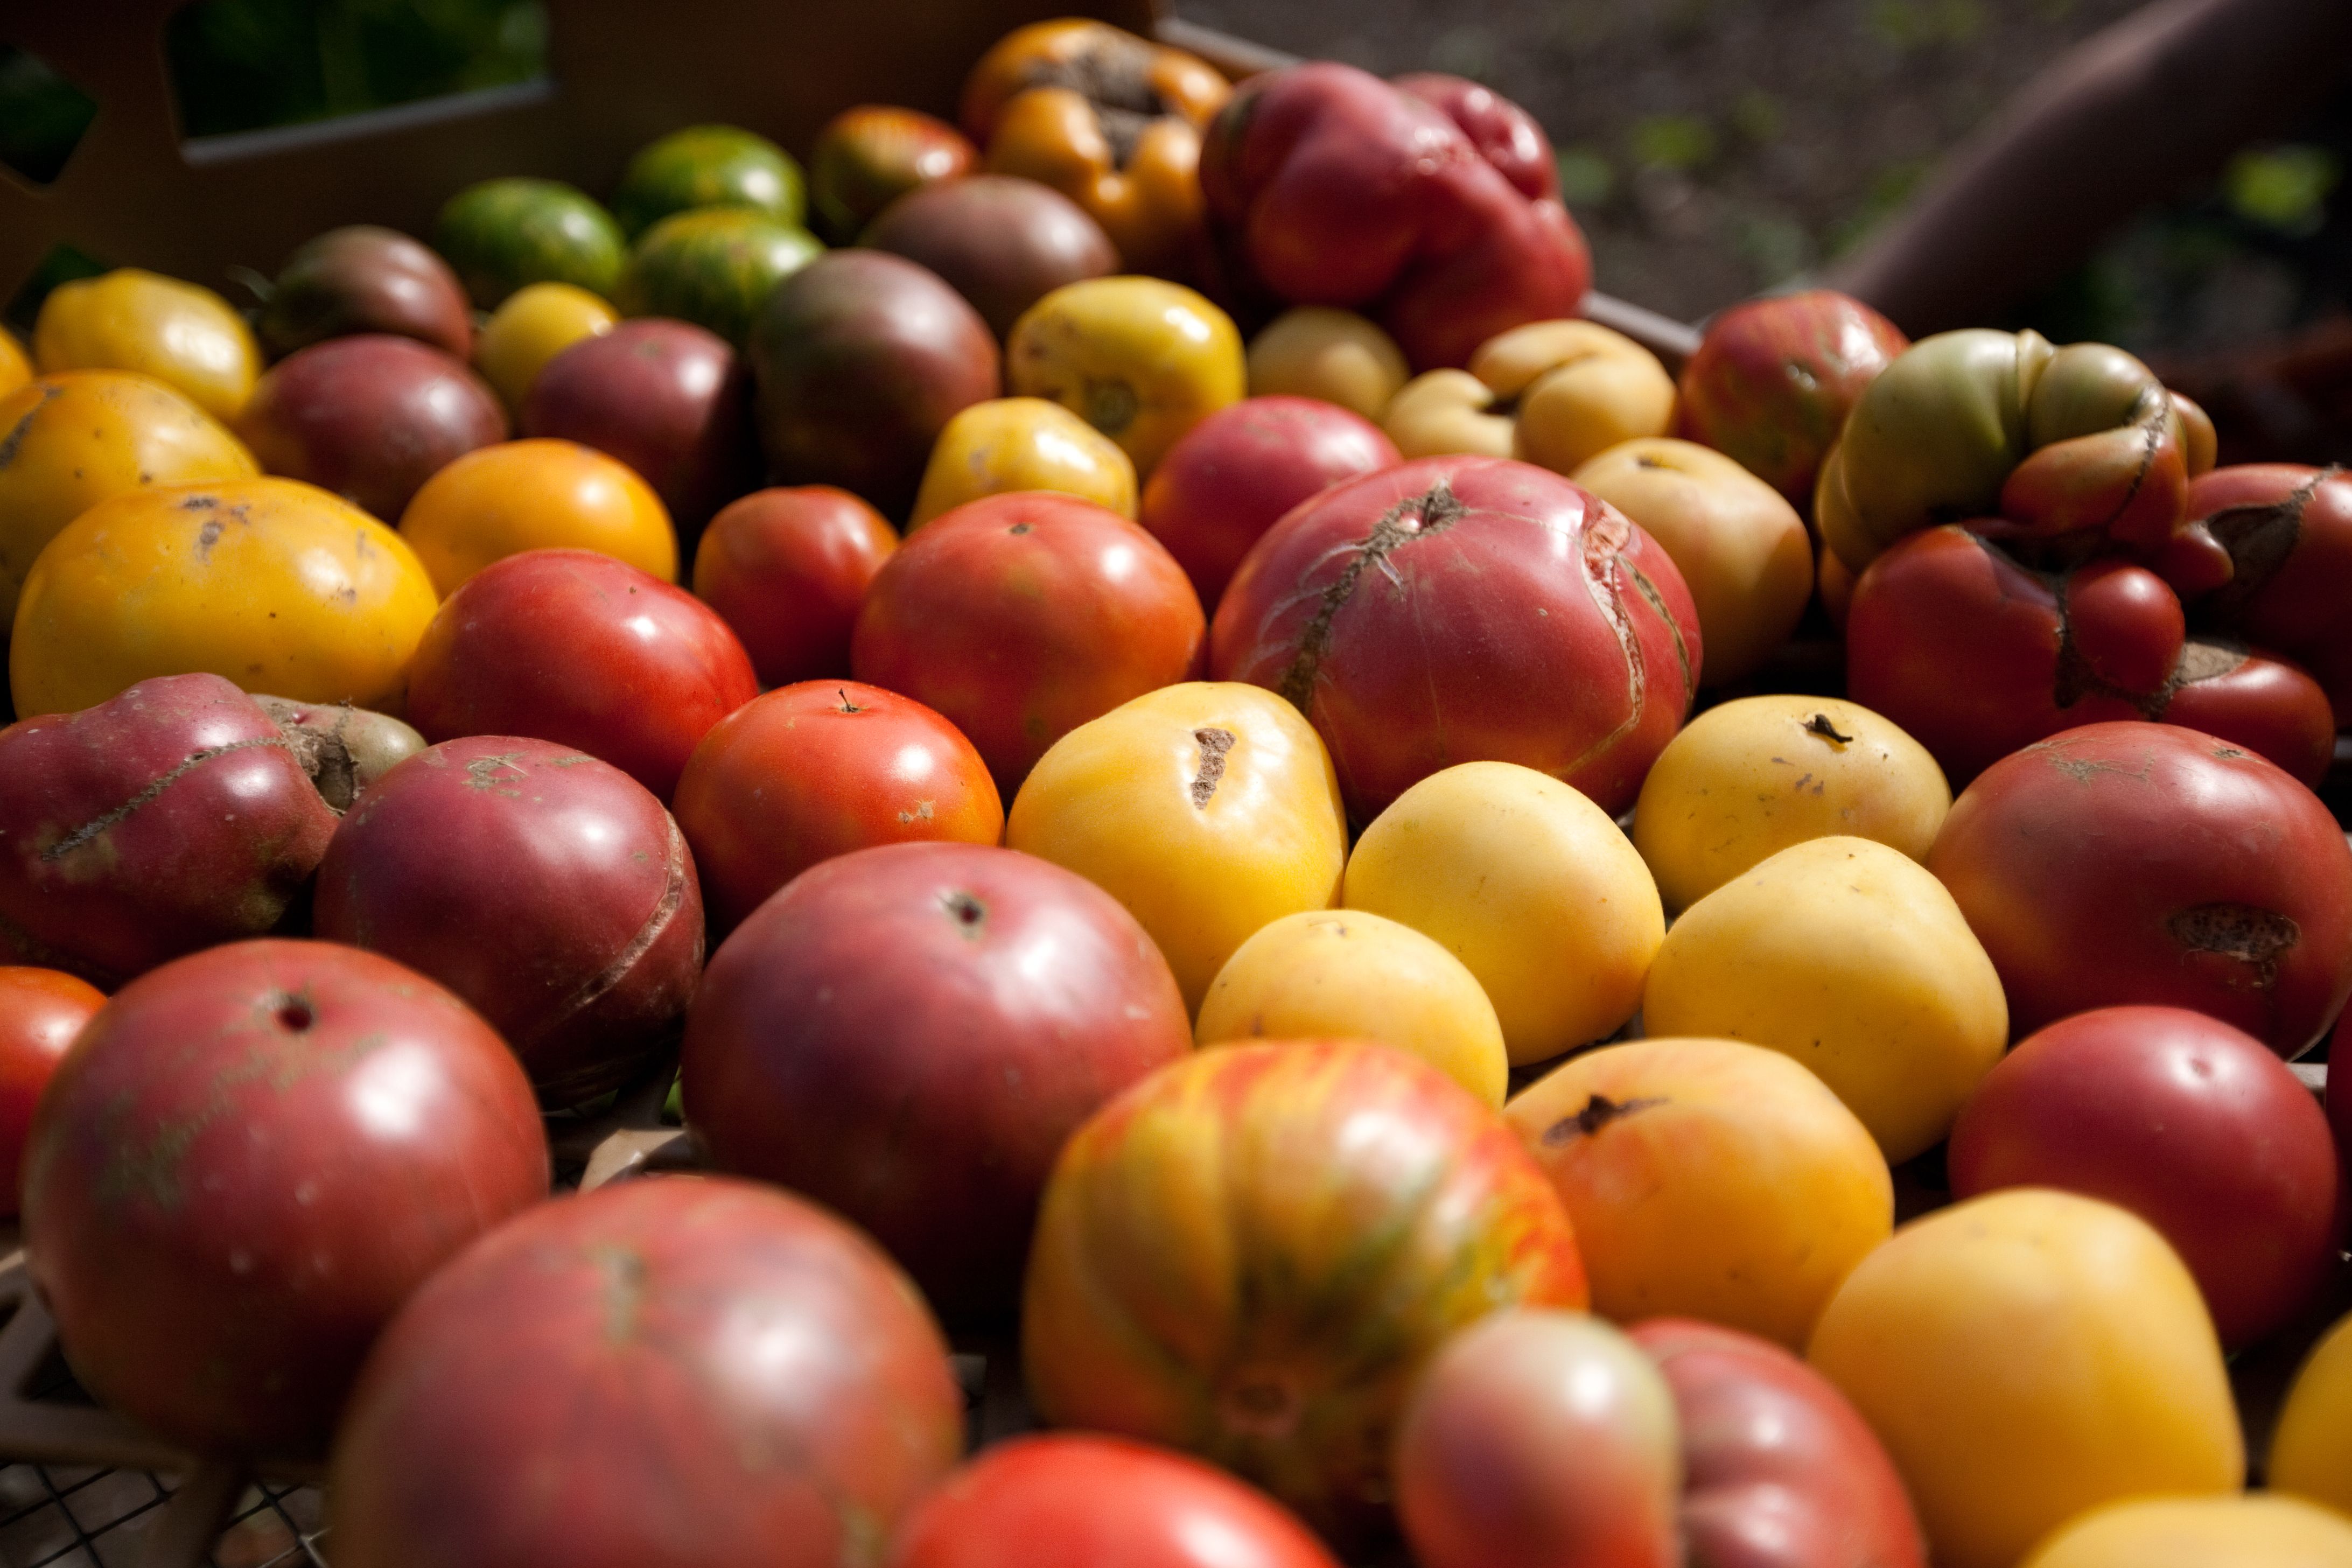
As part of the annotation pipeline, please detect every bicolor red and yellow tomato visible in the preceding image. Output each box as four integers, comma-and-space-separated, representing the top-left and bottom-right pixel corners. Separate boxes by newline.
1005, 681, 1346, 1011
399, 437, 678, 591
674, 681, 1004, 934
1023, 1039, 1587, 1544
10, 478, 439, 718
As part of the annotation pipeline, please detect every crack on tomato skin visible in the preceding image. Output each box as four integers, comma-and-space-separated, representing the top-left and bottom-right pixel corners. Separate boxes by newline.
38, 734, 299, 863
1188, 727, 1235, 808
594, 1244, 649, 1343
2200, 466, 2338, 621
2168, 902, 2299, 990
1803, 713, 1855, 745
1543, 1093, 1670, 1144
1273, 481, 1467, 713
521, 815, 696, 1067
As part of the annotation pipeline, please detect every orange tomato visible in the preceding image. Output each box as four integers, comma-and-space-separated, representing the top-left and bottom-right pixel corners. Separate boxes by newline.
398, 438, 676, 592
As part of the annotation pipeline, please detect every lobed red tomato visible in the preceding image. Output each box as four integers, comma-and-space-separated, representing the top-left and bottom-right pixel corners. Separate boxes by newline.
0, 968, 103, 1218
691, 486, 899, 688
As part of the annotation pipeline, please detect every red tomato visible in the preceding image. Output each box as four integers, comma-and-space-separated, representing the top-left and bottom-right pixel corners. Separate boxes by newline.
1926, 721, 2352, 1055
673, 681, 1002, 933
852, 491, 1205, 793
692, 486, 900, 687
2330, 1011, 2351, 1185
888, 1433, 1340, 1568
0, 967, 102, 1216
406, 547, 759, 801
330, 1177, 963, 1568
1948, 1005, 2344, 1347
24, 939, 548, 1455
1629, 1319, 1924, 1568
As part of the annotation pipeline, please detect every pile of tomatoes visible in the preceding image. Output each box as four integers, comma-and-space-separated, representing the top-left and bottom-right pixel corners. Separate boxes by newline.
1, 16, 2350, 1568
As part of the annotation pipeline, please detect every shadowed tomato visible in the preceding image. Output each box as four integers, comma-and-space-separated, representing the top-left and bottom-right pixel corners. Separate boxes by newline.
1140, 396, 1400, 610
862, 175, 1118, 340
673, 682, 1003, 933
258, 225, 474, 361
1630, 1319, 1925, 1568
0, 968, 102, 1217
1212, 454, 1699, 822
24, 939, 548, 1456
853, 492, 1205, 793
2333, 1012, 2351, 1185
681, 842, 1191, 1319
407, 548, 758, 801
887, 1434, 1340, 1568
0, 673, 338, 986
1927, 722, 2352, 1056
314, 738, 705, 1107
236, 335, 506, 521
329, 1177, 963, 1568
1024, 1039, 1588, 1544
1948, 1005, 2344, 1348
691, 487, 898, 688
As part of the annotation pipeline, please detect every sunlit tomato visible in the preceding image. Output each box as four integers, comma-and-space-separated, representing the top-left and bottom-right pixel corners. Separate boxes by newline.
1005, 682, 1345, 1010
1024, 1040, 1587, 1544
2019, 1495, 2352, 1568
10, 478, 439, 719
691, 486, 898, 688
0, 372, 258, 632
33, 269, 259, 421
1807, 1190, 2242, 1568
399, 437, 677, 592
2271, 1308, 2352, 1520
0, 331, 30, 397
674, 681, 1004, 933
909, 396, 1137, 528
1007, 277, 1245, 477
0, 969, 103, 1217
853, 491, 1205, 793
471, 281, 617, 413
1507, 1038, 1892, 1349
887, 1434, 1340, 1568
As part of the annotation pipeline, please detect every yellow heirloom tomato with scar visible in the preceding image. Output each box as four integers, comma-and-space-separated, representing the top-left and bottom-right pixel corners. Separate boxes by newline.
1006, 681, 1347, 1011
1007, 276, 1244, 478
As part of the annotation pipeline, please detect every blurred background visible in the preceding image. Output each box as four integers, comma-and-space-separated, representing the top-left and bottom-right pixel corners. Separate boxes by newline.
4, 0, 2348, 402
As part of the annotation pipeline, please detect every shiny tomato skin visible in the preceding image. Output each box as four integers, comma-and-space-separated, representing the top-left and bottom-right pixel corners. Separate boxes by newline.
1947, 1005, 2344, 1348
887, 1433, 1340, 1568
673, 681, 1003, 933
852, 491, 1205, 793
407, 547, 758, 801
23, 939, 548, 1456
691, 486, 898, 688
0, 968, 103, 1216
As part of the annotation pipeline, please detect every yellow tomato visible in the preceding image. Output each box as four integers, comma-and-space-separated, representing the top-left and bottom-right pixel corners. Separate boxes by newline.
1195, 909, 1508, 1107
1808, 1190, 2243, 1568
473, 281, 619, 413
1643, 835, 2005, 1161
1384, 321, 1675, 474
0, 331, 30, 397
0, 372, 258, 632
1632, 695, 1951, 912
1005, 682, 1348, 1011
10, 478, 439, 717
1006, 276, 1244, 477
2272, 1308, 2352, 1518
1344, 761, 1662, 1066
398, 438, 676, 592
911, 396, 1138, 528
1504, 1037, 1892, 1348
1245, 307, 1409, 421
1571, 437, 1812, 686
33, 269, 259, 422
2021, 1494, 2352, 1568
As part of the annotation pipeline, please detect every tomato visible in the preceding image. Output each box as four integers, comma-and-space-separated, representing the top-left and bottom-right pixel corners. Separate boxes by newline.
235, 335, 507, 521
809, 107, 975, 243
33, 269, 259, 421
853, 491, 1205, 793
0, 372, 257, 631
1674, 289, 1908, 505
1949, 1005, 2343, 1347
1807, 1190, 2242, 1568
433, 177, 626, 309
691, 486, 898, 687
1507, 1038, 1892, 1349
1023, 1039, 1587, 1543
0, 968, 103, 1217
257, 224, 474, 361
25, 939, 548, 1455
405, 549, 756, 802
1007, 276, 1245, 476
0, 674, 338, 986
1927, 720, 2352, 1055
1244, 307, 1409, 422
1004, 681, 1346, 1011
10, 478, 439, 719
2271, 1308, 2352, 1520
2019, 1495, 2352, 1568
472, 282, 617, 413
615, 206, 824, 348
330, 1178, 962, 1568
681, 841, 1191, 1318
1631, 1319, 1924, 1568
910, 396, 1137, 528
315, 737, 705, 1107
399, 437, 678, 592
888, 1433, 1339, 1568
673, 681, 1004, 934
0, 331, 29, 397
610, 124, 807, 237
